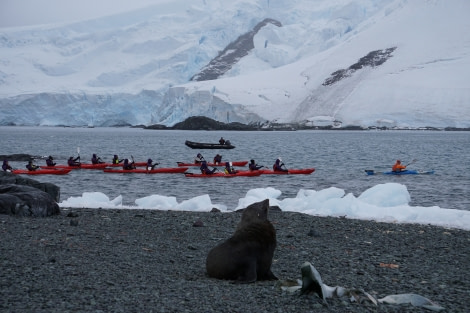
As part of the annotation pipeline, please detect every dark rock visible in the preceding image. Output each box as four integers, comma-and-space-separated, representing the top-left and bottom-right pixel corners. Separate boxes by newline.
0, 171, 60, 202
193, 219, 204, 227
0, 153, 40, 161
70, 219, 79, 226
171, 116, 256, 130
0, 184, 60, 217
307, 228, 321, 237
210, 207, 221, 213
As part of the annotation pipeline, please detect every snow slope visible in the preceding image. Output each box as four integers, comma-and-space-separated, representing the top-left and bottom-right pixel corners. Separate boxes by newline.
0, 0, 469, 127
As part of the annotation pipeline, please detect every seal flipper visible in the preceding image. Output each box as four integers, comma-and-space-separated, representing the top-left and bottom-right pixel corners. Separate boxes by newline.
234, 262, 258, 283
260, 269, 278, 281
300, 262, 325, 300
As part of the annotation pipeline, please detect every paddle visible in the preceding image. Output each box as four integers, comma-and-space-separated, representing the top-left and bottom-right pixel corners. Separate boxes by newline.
405, 159, 417, 167
131, 155, 137, 169
77, 147, 80, 161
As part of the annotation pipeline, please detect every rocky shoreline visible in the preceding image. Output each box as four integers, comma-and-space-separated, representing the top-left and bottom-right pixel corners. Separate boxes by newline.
1, 207, 468, 312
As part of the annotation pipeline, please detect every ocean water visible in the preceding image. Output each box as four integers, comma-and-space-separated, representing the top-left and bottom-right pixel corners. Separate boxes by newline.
1, 126, 469, 211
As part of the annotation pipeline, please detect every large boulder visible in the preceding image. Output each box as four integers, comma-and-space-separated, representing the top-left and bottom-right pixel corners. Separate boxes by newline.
0, 171, 60, 201
0, 172, 60, 217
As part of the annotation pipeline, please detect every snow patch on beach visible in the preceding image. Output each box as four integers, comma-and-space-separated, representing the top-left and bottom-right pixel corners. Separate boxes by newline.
59, 183, 470, 230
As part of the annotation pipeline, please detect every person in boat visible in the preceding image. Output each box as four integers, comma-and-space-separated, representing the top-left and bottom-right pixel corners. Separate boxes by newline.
195, 153, 205, 164
224, 162, 237, 174
213, 154, 222, 164
2, 160, 12, 172
146, 158, 159, 171
46, 156, 56, 166
273, 157, 288, 172
68, 156, 81, 167
26, 160, 39, 171
219, 137, 225, 145
91, 154, 104, 164
249, 159, 263, 171
112, 155, 123, 164
392, 160, 407, 172
123, 158, 136, 170
200, 161, 216, 175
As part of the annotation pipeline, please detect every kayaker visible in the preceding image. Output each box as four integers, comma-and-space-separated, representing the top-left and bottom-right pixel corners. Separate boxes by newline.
123, 159, 136, 170
91, 154, 104, 164
249, 159, 263, 171
200, 161, 216, 175
213, 154, 222, 164
219, 137, 225, 145
224, 162, 237, 174
273, 158, 288, 172
112, 155, 123, 164
68, 156, 81, 167
195, 153, 205, 164
392, 160, 407, 172
146, 158, 159, 171
2, 160, 12, 172
26, 160, 39, 171
46, 156, 56, 166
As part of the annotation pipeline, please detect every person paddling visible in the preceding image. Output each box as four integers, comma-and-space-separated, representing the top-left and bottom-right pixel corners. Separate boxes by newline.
213, 154, 222, 164
249, 159, 263, 171
26, 160, 39, 171
195, 153, 205, 164
123, 158, 136, 170
2, 160, 13, 172
91, 154, 104, 164
68, 156, 81, 167
392, 160, 407, 172
273, 157, 288, 172
224, 162, 238, 174
46, 156, 56, 166
112, 155, 123, 164
146, 158, 159, 171
200, 160, 216, 175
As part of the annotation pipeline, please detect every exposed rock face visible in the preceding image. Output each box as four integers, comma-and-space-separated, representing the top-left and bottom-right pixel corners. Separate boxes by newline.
322, 47, 397, 86
0, 172, 60, 217
191, 18, 282, 81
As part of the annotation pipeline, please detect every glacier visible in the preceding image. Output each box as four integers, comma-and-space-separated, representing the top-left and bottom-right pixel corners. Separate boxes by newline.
0, 0, 469, 128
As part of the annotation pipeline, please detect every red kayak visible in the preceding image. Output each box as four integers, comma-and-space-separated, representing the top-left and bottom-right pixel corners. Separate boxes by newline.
184, 170, 261, 178
103, 167, 188, 174
41, 163, 108, 170
257, 168, 315, 175
104, 162, 147, 167
177, 161, 248, 167
12, 168, 72, 175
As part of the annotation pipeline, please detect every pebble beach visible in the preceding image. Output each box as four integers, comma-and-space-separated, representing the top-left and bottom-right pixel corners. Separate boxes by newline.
1, 208, 468, 312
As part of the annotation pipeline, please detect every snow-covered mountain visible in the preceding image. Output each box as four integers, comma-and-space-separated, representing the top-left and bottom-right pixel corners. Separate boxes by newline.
1, 0, 469, 128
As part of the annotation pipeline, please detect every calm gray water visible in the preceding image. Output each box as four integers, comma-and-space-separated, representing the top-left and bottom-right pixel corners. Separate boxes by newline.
1, 126, 469, 211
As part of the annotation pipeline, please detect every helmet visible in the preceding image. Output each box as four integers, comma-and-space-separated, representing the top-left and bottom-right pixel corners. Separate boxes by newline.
148, 158, 152, 163
278, 157, 282, 162
397, 160, 401, 163
250, 159, 255, 164
48, 156, 53, 159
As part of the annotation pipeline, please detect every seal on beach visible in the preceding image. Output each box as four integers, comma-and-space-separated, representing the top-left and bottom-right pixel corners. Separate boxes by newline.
206, 199, 277, 283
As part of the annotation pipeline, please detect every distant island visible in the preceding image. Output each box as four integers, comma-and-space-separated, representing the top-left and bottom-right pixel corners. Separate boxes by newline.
140, 116, 470, 131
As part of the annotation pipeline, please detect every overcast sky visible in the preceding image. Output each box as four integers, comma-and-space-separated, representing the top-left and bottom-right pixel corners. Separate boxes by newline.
0, 0, 161, 28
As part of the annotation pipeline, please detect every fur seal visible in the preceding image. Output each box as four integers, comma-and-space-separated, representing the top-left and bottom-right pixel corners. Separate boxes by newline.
206, 199, 277, 283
